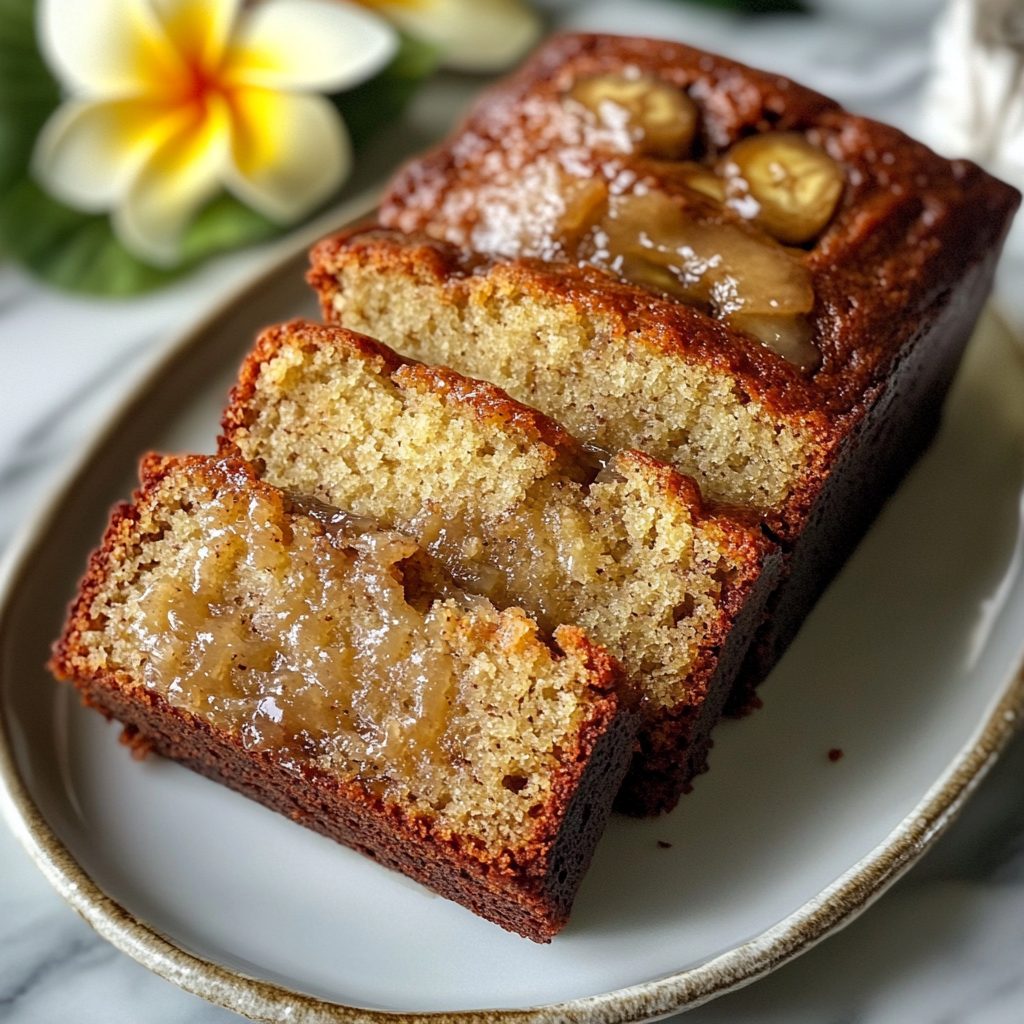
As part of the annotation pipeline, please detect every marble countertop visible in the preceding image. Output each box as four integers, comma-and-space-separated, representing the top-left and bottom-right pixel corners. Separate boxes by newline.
3, 2, 1024, 1020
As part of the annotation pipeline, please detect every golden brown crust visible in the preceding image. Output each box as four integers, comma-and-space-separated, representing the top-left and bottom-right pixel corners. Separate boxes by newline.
71, 665, 631, 940
51, 454, 635, 939
221, 321, 406, 438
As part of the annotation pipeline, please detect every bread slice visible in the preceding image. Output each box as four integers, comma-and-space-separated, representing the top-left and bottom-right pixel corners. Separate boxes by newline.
220, 320, 780, 815
51, 454, 636, 942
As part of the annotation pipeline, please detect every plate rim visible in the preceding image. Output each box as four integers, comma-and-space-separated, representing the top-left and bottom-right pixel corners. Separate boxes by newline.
2, 210, 1024, 1022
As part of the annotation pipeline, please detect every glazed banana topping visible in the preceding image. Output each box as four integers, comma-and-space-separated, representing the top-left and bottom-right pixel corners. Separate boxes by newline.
466, 74, 845, 372
129, 486, 466, 787
718, 132, 845, 245
562, 77, 843, 371
567, 72, 698, 159
580, 190, 820, 372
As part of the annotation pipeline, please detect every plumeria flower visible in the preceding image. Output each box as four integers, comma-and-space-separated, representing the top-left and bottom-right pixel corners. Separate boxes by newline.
32, 0, 397, 266
360, 0, 541, 73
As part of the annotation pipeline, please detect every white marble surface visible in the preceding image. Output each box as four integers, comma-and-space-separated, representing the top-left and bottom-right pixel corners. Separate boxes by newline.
2, 2, 1024, 1020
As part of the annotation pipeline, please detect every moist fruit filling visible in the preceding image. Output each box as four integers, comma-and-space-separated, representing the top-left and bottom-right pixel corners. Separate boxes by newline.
128, 484, 464, 786
437, 73, 846, 372
225, 335, 754, 709
280, 455, 727, 711
71, 455, 628, 846
398, 461, 713, 661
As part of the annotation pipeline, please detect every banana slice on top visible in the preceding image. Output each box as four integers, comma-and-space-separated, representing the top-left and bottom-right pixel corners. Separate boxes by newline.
568, 73, 698, 160
719, 132, 844, 245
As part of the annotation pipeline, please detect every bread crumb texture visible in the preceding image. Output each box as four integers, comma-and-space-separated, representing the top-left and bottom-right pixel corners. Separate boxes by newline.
329, 261, 814, 512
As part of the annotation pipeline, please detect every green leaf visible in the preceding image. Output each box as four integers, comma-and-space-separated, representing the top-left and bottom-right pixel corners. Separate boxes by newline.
0, 179, 177, 293
0, 179, 281, 296
180, 193, 280, 264
0, 0, 60, 198
332, 32, 440, 152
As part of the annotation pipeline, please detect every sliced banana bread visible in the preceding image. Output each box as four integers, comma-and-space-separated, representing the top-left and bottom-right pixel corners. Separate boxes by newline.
219, 321, 780, 815
51, 454, 635, 941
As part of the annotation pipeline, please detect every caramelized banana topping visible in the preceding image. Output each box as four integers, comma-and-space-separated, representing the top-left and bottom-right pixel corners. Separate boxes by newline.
719, 132, 844, 245
568, 73, 698, 159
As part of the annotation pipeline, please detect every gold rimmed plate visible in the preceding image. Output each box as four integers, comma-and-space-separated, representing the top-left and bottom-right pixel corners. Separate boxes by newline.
2, 204, 1024, 1021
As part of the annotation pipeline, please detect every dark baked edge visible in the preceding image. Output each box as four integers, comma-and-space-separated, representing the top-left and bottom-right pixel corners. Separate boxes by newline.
613, 466, 783, 815
728, 238, 1007, 706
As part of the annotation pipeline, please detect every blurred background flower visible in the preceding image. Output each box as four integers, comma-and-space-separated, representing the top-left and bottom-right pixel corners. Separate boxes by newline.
33, 0, 398, 267
358, 0, 542, 72
0, 0, 541, 295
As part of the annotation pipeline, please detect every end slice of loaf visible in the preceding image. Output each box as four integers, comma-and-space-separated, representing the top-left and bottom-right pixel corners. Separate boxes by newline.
220, 321, 780, 815
51, 454, 635, 942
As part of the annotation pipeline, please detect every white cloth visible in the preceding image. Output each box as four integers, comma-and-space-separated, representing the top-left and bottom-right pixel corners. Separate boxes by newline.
923, 0, 1024, 193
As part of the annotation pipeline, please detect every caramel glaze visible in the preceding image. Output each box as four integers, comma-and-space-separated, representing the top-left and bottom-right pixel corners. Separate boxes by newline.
379, 32, 1021, 422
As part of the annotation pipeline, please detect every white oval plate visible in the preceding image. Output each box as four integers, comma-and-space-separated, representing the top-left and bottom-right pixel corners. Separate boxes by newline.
2, 212, 1024, 1022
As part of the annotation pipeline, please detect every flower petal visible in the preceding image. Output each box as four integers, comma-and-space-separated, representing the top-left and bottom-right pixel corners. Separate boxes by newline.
115, 97, 231, 266
225, 0, 397, 92
32, 98, 189, 211
225, 88, 350, 222
369, 0, 540, 72
37, 0, 183, 97
147, 0, 243, 73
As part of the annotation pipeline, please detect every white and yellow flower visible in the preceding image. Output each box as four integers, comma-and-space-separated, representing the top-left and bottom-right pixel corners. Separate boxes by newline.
359, 0, 541, 73
32, 0, 397, 266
